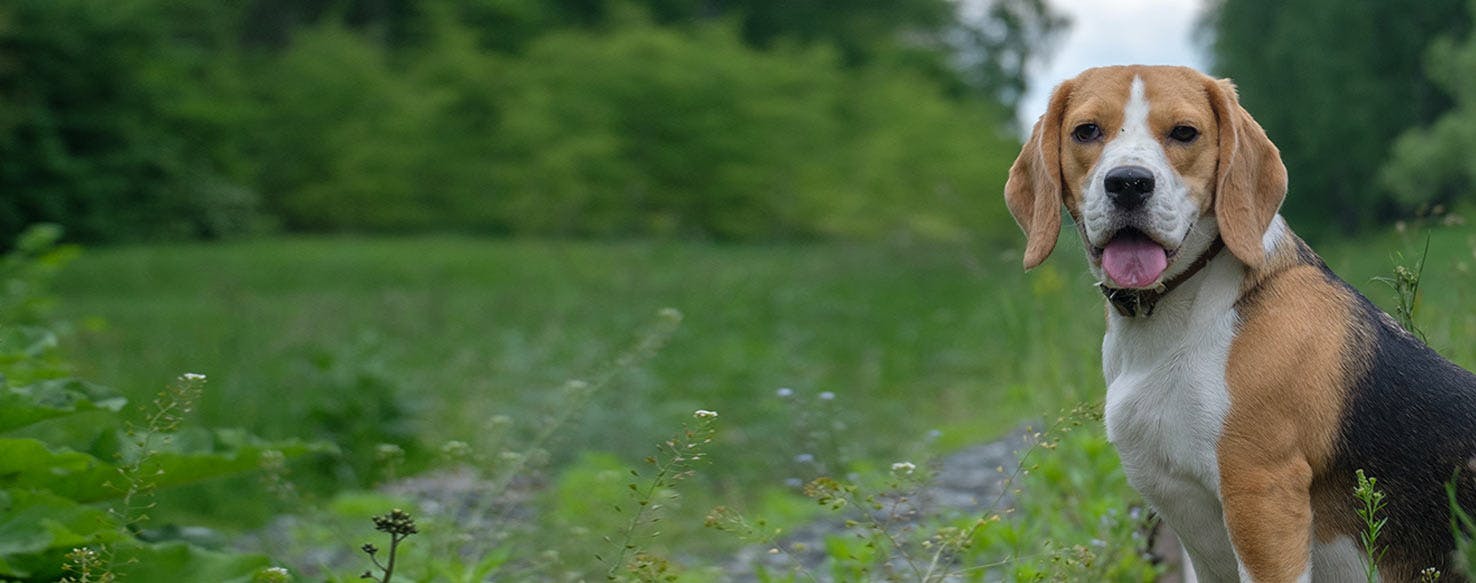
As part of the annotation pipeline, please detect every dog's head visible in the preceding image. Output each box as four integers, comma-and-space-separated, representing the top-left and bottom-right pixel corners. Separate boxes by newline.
1005, 65, 1287, 289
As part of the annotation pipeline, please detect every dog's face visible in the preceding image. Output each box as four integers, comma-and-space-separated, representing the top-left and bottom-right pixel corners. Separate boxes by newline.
1005, 66, 1288, 288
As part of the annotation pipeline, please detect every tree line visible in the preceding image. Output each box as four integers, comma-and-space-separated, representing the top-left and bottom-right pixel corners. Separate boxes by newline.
1208, 0, 1474, 236
0, 0, 1063, 244
5, 0, 1474, 246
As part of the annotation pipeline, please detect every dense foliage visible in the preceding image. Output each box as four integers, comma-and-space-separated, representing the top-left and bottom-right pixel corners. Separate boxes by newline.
0, 226, 320, 580
0, 0, 1062, 245
0, 0, 258, 243
1382, 4, 1476, 210
1205, 0, 1470, 235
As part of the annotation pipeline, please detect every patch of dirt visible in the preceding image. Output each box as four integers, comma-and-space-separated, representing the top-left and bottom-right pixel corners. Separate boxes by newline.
723, 428, 1034, 581
240, 428, 1187, 581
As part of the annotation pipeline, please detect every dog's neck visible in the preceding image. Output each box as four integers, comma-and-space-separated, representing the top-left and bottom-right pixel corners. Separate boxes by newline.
1098, 237, 1227, 318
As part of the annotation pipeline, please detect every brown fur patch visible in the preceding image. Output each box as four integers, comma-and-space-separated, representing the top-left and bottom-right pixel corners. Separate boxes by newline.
1207, 79, 1288, 269
1004, 80, 1072, 270
1219, 264, 1365, 581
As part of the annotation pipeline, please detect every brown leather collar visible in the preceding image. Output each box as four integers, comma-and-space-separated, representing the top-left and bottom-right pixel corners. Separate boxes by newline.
1098, 238, 1226, 318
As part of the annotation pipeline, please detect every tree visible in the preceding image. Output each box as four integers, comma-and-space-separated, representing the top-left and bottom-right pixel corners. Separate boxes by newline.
954, 0, 1070, 114
1382, 0, 1476, 212
1205, 0, 1468, 235
0, 0, 259, 244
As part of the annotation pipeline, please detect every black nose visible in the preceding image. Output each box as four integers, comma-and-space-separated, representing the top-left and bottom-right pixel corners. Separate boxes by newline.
1104, 166, 1154, 210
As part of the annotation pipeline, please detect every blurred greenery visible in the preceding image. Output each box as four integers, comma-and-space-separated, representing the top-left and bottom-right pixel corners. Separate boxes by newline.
1206, 0, 1471, 235
44, 226, 1476, 578
5, 0, 1476, 242
50, 235, 1106, 525
0, 0, 1062, 245
1383, 0, 1476, 211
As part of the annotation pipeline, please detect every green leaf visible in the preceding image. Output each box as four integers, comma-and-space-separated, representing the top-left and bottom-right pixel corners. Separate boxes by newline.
110, 541, 273, 583
0, 489, 122, 578
0, 434, 333, 503
0, 378, 127, 433
0, 438, 114, 502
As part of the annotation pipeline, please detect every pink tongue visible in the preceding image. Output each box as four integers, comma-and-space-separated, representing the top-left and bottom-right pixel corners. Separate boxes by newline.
1102, 234, 1168, 288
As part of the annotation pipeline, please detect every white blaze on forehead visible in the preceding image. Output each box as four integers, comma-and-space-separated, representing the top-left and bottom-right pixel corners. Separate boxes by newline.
1104, 76, 1160, 164
1125, 77, 1151, 135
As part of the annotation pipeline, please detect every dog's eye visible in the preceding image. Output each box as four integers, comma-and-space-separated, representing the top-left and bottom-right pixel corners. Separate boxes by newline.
1071, 123, 1102, 143
1169, 125, 1199, 143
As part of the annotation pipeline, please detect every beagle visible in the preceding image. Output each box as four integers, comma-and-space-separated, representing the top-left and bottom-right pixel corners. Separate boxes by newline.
1005, 65, 1476, 582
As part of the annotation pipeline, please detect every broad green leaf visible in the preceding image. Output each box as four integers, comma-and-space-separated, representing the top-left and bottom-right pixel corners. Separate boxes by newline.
0, 438, 113, 502
0, 379, 127, 433
0, 489, 122, 578
0, 435, 333, 503
110, 541, 274, 583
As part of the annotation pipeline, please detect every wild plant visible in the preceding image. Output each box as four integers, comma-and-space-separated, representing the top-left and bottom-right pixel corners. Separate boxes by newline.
1374, 233, 1430, 343
704, 399, 1155, 582
324, 308, 686, 581
1448, 473, 1476, 577
1354, 469, 1388, 583
59, 547, 108, 583
358, 508, 419, 582
600, 409, 718, 581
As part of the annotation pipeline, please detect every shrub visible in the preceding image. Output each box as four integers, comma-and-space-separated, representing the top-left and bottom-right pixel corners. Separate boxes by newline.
0, 226, 320, 581
0, 0, 263, 244
498, 21, 1019, 241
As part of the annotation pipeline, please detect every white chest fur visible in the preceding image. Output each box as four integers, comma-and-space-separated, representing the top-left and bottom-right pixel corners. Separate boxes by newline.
1103, 251, 1244, 581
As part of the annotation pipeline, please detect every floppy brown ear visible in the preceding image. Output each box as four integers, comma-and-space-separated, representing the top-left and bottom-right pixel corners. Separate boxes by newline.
1209, 78, 1287, 268
1005, 80, 1072, 270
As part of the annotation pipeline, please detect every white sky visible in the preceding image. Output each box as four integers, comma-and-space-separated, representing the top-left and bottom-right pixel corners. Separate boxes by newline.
1017, 0, 1211, 130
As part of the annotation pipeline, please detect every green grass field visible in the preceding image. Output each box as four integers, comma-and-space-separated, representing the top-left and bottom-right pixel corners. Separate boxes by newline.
42, 223, 1476, 578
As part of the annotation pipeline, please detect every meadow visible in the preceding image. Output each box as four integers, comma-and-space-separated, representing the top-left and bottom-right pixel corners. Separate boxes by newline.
32, 220, 1476, 579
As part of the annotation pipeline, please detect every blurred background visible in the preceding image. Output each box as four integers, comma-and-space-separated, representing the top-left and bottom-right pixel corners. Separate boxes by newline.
2, 0, 1476, 580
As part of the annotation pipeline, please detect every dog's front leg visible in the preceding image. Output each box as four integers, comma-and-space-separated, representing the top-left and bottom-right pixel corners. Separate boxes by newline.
1217, 431, 1315, 583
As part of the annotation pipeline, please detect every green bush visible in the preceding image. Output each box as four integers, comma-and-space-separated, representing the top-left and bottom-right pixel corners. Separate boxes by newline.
1382, 7, 1476, 210
2, 0, 1027, 244
1209, 0, 1469, 234
497, 22, 844, 239
0, 0, 263, 244
820, 67, 1018, 241
495, 22, 1018, 241
0, 226, 321, 580
248, 24, 449, 232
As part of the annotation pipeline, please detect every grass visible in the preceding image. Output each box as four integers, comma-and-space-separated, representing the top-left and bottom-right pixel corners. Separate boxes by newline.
43, 221, 1476, 577
50, 236, 1104, 516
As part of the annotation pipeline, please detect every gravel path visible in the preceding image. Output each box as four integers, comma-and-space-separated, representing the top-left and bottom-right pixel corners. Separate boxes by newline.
242, 427, 1187, 581
723, 428, 1035, 581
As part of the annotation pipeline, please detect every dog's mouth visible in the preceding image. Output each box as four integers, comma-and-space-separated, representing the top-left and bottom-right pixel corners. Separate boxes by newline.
1090, 228, 1180, 289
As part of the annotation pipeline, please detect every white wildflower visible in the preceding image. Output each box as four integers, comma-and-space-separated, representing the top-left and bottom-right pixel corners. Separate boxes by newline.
818, 391, 835, 401
181, 372, 207, 382
694, 409, 719, 419
776, 387, 794, 398
891, 461, 916, 474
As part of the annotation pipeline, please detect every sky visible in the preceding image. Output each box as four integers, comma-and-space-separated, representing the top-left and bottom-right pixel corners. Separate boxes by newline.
1016, 0, 1212, 130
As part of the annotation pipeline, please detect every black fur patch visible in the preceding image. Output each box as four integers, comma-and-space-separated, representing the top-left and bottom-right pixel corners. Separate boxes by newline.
1327, 271, 1476, 580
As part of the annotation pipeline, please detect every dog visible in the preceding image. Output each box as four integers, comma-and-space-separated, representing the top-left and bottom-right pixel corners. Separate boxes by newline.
1004, 65, 1476, 582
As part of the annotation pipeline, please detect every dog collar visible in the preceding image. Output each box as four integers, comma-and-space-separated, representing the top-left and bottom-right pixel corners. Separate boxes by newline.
1098, 238, 1226, 318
